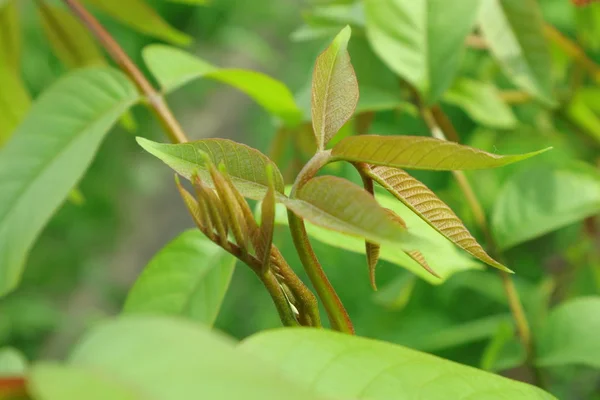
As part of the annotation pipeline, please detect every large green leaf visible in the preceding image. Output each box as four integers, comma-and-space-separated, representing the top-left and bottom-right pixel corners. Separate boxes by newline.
332, 135, 549, 170
0, 347, 27, 376
363, 0, 482, 103
491, 164, 600, 250
143, 45, 302, 125
311, 26, 358, 149
0, 68, 138, 296
136, 137, 285, 200
269, 188, 480, 283
28, 316, 322, 400
478, 0, 555, 106
123, 230, 235, 326
536, 296, 600, 369
38, 4, 105, 68
83, 0, 191, 45
0, 0, 20, 71
444, 78, 517, 129
0, 65, 30, 146
240, 328, 556, 400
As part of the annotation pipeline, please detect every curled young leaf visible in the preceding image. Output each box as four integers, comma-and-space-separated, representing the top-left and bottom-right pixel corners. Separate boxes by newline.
363, 165, 510, 272
136, 138, 285, 200
192, 175, 229, 247
175, 175, 211, 236
284, 176, 427, 251
259, 166, 277, 273
332, 135, 550, 171
311, 26, 359, 150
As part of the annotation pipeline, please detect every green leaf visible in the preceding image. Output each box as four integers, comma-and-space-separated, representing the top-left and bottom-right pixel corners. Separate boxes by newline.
0, 65, 30, 146
241, 328, 556, 400
444, 78, 517, 129
0, 347, 27, 376
537, 296, 600, 369
364, 165, 509, 272
30, 316, 323, 400
311, 26, 359, 149
0, 68, 138, 297
123, 230, 235, 326
143, 45, 302, 125
83, 0, 191, 45
332, 135, 550, 170
479, 0, 556, 106
491, 164, 600, 250
0, 0, 20, 71
270, 188, 480, 284
364, 0, 482, 103
136, 137, 285, 200
38, 4, 105, 68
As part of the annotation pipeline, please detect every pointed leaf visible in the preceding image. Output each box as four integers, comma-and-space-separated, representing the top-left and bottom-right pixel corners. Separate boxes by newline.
83, 0, 191, 45
492, 163, 600, 250
136, 137, 285, 200
143, 45, 302, 125
332, 135, 550, 171
364, 0, 482, 103
479, 0, 556, 106
175, 176, 212, 235
259, 166, 276, 273
0, 65, 30, 146
358, 171, 381, 289
311, 26, 359, 149
0, 68, 138, 297
38, 4, 105, 68
123, 230, 235, 326
406, 250, 439, 279
193, 176, 229, 246
365, 165, 509, 271
284, 176, 426, 252
537, 296, 600, 369
241, 328, 556, 400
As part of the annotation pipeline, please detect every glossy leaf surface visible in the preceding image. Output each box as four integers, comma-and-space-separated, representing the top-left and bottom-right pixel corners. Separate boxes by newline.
364, 0, 481, 103
143, 45, 302, 125
311, 26, 358, 149
491, 164, 600, 249
241, 328, 555, 400
123, 230, 235, 326
0, 68, 138, 296
332, 135, 549, 170
136, 137, 285, 200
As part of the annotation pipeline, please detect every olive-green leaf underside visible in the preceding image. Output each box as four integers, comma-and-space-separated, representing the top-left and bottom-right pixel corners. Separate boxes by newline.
332, 135, 550, 170
136, 137, 285, 200
364, 0, 482, 104
365, 165, 509, 272
311, 25, 359, 149
478, 0, 556, 106
123, 230, 236, 327
0, 68, 138, 297
240, 328, 556, 400
143, 45, 302, 125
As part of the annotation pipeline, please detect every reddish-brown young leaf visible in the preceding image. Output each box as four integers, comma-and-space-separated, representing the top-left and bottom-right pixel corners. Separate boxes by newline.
175, 175, 211, 237
193, 175, 229, 247
358, 167, 381, 290
259, 166, 277, 274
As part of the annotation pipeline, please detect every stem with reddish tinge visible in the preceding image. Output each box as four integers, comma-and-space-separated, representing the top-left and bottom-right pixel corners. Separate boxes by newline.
288, 151, 354, 334
62, 0, 188, 144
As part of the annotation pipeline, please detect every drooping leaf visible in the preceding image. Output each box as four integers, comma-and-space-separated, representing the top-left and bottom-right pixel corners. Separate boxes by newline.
536, 296, 600, 369
0, 348, 27, 376
136, 137, 285, 200
30, 316, 323, 400
83, 0, 191, 45
363, 0, 482, 103
332, 135, 550, 171
311, 26, 359, 149
444, 78, 517, 129
38, 4, 105, 68
406, 250, 439, 278
123, 230, 235, 326
479, 0, 556, 106
284, 176, 425, 252
0, 68, 138, 297
491, 164, 600, 250
143, 45, 302, 125
358, 171, 381, 289
0, 0, 20, 71
0, 65, 30, 146
269, 189, 481, 283
240, 328, 556, 400
364, 165, 509, 272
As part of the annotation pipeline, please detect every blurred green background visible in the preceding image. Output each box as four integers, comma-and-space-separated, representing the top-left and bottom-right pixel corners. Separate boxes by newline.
1, 0, 599, 398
